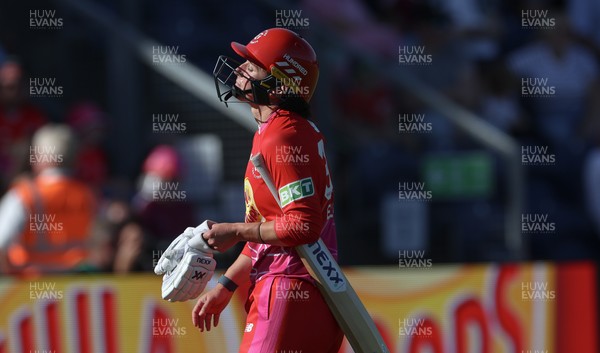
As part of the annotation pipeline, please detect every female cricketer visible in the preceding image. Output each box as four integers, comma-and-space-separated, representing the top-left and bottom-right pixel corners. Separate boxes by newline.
192, 28, 344, 352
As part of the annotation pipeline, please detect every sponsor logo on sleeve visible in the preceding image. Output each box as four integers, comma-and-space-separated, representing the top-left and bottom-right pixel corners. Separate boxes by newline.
279, 177, 314, 207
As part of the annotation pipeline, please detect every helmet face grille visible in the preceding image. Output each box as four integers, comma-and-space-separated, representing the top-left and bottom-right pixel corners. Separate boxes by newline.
213, 55, 243, 106
213, 55, 294, 106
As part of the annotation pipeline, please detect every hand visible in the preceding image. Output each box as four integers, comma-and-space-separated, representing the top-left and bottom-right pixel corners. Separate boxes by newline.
154, 227, 195, 276
161, 244, 216, 302
192, 285, 234, 332
202, 222, 241, 252
154, 221, 217, 302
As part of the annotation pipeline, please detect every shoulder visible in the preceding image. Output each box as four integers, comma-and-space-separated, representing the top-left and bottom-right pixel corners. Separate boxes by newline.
262, 110, 320, 148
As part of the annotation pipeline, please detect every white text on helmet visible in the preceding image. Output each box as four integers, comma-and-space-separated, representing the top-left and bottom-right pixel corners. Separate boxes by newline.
282, 53, 308, 76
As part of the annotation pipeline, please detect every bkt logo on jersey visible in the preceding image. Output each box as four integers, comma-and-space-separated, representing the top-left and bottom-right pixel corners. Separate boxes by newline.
279, 177, 314, 207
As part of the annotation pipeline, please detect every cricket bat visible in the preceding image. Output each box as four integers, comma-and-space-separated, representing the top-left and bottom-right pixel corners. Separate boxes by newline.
250, 153, 390, 353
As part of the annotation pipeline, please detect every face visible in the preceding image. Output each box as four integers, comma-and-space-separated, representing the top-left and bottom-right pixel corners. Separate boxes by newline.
235, 60, 268, 103
0, 62, 23, 105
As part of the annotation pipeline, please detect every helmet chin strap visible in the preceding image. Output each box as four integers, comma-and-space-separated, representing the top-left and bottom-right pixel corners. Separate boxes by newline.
222, 85, 274, 125
224, 85, 253, 102
226, 75, 277, 106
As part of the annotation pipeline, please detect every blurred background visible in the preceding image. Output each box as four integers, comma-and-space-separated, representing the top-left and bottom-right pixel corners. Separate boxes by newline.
0, 0, 599, 351
1, 0, 599, 270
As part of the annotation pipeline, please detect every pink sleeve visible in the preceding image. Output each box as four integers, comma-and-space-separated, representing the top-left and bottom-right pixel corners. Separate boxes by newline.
241, 242, 252, 257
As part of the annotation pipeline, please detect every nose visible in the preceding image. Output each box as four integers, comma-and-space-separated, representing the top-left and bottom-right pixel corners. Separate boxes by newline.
234, 62, 247, 77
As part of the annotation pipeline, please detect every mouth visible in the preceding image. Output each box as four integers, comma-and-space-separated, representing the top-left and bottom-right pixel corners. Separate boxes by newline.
231, 84, 253, 102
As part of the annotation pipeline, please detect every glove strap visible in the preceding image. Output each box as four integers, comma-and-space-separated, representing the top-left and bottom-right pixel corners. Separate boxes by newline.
218, 275, 238, 292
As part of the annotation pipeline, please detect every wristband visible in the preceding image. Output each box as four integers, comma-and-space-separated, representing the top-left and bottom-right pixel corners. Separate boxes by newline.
218, 275, 238, 292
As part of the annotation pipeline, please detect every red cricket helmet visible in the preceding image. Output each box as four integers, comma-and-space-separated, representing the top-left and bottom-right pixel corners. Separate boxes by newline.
213, 28, 319, 105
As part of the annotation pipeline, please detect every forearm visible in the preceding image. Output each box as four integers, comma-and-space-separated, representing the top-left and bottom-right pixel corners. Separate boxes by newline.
233, 221, 287, 246
221, 252, 252, 288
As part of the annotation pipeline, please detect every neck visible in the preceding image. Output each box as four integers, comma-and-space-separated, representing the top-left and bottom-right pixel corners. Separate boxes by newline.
252, 105, 277, 125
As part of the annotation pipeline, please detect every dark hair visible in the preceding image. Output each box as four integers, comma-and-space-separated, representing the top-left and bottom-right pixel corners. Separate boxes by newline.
279, 96, 312, 119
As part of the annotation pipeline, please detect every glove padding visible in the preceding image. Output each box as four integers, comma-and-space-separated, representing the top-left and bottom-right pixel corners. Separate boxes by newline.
154, 221, 216, 302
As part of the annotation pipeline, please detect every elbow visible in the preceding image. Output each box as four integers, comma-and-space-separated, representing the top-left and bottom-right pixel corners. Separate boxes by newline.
275, 216, 322, 247
298, 226, 321, 245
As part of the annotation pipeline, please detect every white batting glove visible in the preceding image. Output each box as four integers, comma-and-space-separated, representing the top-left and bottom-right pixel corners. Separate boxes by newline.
154, 227, 194, 276
154, 221, 217, 302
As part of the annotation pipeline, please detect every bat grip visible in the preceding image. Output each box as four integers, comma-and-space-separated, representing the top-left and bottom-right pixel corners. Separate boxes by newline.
250, 153, 282, 209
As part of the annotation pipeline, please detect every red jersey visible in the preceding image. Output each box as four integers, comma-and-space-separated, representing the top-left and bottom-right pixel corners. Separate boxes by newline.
241, 109, 337, 284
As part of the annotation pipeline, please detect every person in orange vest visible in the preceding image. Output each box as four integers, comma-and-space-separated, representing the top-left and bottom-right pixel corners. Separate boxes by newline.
0, 124, 96, 274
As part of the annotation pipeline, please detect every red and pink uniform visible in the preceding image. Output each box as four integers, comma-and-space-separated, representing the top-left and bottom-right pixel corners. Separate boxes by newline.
239, 109, 343, 353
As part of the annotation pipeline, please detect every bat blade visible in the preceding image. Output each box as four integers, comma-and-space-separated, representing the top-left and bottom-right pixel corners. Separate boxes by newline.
250, 153, 389, 353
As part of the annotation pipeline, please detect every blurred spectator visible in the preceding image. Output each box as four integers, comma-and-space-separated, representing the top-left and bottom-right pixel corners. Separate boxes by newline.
80, 204, 152, 273
0, 124, 96, 274
334, 59, 395, 132
567, 0, 600, 59
477, 58, 527, 135
303, 0, 401, 56
67, 101, 109, 190
113, 218, 149, 273
132, 145, 195, 249
0, 60, 47, 190
437, 0, 503, 61
409, 8, 480, 151
507, 11, 598, 148
78, 219, 114, 273
582, 82, 600, 236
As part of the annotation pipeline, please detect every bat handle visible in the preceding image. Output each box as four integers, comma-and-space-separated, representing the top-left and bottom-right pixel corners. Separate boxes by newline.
250, 153, 282, 209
